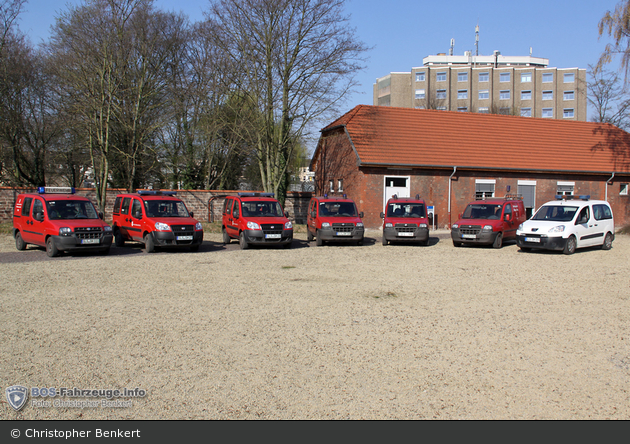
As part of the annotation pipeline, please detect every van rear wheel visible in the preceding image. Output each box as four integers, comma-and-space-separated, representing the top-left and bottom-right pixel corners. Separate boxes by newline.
602, 232, 613, 250
15, 232, 26, 251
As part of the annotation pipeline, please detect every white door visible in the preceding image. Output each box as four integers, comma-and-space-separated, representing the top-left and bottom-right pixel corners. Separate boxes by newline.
383, 176, 410, 210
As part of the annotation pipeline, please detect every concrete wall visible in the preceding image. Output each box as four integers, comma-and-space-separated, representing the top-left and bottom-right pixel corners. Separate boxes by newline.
0, 187, 313, 225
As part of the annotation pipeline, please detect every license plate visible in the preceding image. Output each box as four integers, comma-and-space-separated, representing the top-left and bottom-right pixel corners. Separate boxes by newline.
525, 237, 540, 243
336, 232, 352, 236
176, 235, 193, 241
398, 232, 414, 237
81, 239, 100, 244
265, 234, 281, 239
461, 234, 476, 239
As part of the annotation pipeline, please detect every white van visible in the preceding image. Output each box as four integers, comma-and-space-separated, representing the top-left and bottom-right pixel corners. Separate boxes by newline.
516, 196, 615, 255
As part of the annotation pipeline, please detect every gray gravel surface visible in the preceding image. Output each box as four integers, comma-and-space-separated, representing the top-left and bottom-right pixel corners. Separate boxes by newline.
1, 231, 629, 419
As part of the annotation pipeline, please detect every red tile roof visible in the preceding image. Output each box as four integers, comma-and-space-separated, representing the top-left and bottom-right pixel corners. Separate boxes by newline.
320, 105, 630, 173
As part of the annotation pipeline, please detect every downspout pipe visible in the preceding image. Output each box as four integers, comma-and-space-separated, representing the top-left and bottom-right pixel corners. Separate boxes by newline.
606, 172, 615, 202
448, 166, 457, 228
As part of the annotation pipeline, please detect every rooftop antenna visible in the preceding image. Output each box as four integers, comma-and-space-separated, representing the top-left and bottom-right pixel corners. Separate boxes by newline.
475, 24, 479, 56
450, 38, 455, 56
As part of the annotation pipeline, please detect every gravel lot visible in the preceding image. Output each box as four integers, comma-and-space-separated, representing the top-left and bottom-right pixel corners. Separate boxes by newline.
1, 230, 629, 419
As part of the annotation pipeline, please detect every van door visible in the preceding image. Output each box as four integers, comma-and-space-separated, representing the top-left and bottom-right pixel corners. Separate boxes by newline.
574, 205, 599, 247
29, 198, 47, 246
128, 198, 145, 241
502, 203, 518, 239
225, 198, 239, 238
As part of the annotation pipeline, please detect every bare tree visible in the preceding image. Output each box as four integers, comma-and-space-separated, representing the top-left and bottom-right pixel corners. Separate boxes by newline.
587, 64, 630, 129
597, 1, 630, 82
208, 0, 369, 203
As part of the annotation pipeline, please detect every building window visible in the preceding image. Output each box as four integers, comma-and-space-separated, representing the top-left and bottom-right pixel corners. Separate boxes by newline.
478, 107, 489, 113
436, 72, 447, 82
563, 108, 575, 118
479, 72, 489, 82
436, 89, 447, 99
500, 72, 510, 82
521, 108, 532, 117
499, 107, 511, 115
415, 89, 425, 99
500, 90, 510, 100
542, 72, 554, 83
521, 90, 532, 100
542, 90, 553, 100
337, 179, 343, 193
458, 72, 468, 82
437, 106, 448, 110
620, 183, 629, 195
416, 71, 425, 82
458, 89, 468, 99
479, 90, 489, 100
475, 180, 496, 199
542, 108, 553, 118
564, 72, 575, 83
564, 90, 574, 100
457, 107, 468, 112
521, 72, 532, 83
557, 182, 574, 196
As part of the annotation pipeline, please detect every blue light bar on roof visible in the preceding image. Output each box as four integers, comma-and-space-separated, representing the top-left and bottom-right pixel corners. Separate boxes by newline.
38, 186, 75, 194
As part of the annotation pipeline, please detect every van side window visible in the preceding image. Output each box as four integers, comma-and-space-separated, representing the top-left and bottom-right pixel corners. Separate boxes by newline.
576, 206, 590, 224
121, 197, 131, 215
32, 199, 43, 217
593, 204, 612, 220
224, 198, 232, 215
22, 197, 32, 216
131, 199, 143, 218
113, 197, 122, 215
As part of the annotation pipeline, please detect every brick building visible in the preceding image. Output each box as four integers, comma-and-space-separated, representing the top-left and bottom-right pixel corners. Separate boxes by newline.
310, 105, 630, 230
374, 53, 587, 121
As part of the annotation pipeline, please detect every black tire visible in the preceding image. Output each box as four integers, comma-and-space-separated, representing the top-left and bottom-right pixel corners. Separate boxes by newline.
15, 231, 26, 251
46, 237, 60, 257
493, 232, 503, 249
307, 230, 314, 242
316, 231, 323, 246
239, 231, 249, 250
114, 231, 125, 247
144, 233, 155, 253
382, 236, 388, 246
222, 228, 230, 244
602, 232, 613, 250
563, 235, 576, 255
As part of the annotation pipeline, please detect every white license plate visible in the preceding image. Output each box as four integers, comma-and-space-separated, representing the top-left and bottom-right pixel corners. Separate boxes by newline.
461, 234, 476, 239
525, 237, 540, 243
398, 232, 414, 237
265, 234, 281, 239
336, 232, 352, 236
81, 239, 100, 244
176, 235, 193, 241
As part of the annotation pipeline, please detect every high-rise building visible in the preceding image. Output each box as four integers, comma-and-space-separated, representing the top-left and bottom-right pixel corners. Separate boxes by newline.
373, 52, 587, 121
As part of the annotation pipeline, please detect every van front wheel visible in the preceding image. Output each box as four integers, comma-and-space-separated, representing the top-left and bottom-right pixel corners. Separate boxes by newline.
493, 232, 503, 249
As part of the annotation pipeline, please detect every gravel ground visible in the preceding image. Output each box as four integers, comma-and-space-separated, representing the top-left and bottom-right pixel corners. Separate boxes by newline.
1, 230, 629, 420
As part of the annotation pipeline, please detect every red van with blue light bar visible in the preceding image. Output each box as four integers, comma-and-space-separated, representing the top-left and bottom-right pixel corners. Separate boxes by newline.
306, 194, 365, 246
12, 187, 113, 257
112, 190, 203, 253
380, 194, 430, 246
222, 193, 293, 249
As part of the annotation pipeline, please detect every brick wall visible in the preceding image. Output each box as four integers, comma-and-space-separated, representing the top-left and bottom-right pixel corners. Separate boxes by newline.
0, 187, 312, 225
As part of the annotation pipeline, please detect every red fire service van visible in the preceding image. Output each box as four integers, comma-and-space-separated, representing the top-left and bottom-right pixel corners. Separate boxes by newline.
12, 187, 113, 257
112, 191, 203, 253
222, 193, 293, 249
306, 194, 365, 246
380, 194, 430, 246
450, 195, 526, 248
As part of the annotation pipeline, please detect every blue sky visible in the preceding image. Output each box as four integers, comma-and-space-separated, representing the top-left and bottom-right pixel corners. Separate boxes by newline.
16, 0, 624, 115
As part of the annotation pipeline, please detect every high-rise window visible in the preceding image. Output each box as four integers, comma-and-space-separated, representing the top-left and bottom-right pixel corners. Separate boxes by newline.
564, 73, 575, 83
458, 72, 468, 82
542, 90, 553, 100
500, 72, 510, 82
521, 90, 532, 100
521, 72, 532, 83
542, 72, 554, 83
564, 90, 574, 100
436, 72, 447, 82
542, 108, 553, 118
563, 108, 575, 118
436, 89, 447, 99
479, 90, 489, 100
458, 90, 468, 99
500, 90, 510, 100
416, 72, 425, 82
415, 89, 425, 99
479, 72, 489, 82
521, 108, 532, 117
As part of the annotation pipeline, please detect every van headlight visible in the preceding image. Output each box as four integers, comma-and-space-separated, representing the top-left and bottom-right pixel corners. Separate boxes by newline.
284, 221, 293, 229
385, 223, 393, 228
59, 227, 72, 236
482, 225, 493, 231
452, 224, 458, 229
548, 225, 565, 233
155, 222, 171, 231
104, 226, 112, 232
322, 222, 331, 228
247, 221, 260, 230
195, 222, 203, 231
356, 222, 364, 228
518, 223, 523, 231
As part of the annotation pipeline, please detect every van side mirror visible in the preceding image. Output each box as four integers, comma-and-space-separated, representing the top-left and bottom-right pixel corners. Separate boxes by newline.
33, 211, 44, 222
233, 209, 239, 219
133, 209, 142, 219
284, 211, 289, 218
359, 212, 364, 218
99, 212, 104, 220
311, 210, 316, 218
380, 212, 384, 219
190, 211, 194, 218
504, 214, 511, 221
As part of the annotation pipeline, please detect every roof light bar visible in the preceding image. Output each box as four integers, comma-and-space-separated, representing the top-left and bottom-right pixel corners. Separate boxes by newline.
37, 186, 75, 194
556, 194, 590, 201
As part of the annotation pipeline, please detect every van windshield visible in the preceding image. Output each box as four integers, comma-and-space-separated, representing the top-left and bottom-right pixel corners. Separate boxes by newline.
241, 201, 284, 217
462, 204, 502, 220
47, 200, 99, 220
532, 205, 578, 222
320, 202, 358, 217
144, 200, 190, 217
387, 203, 426, 218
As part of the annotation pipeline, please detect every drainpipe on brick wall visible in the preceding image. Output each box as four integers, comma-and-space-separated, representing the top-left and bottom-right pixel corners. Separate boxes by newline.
606, 172, 615, 202
448, 166, 457, 229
